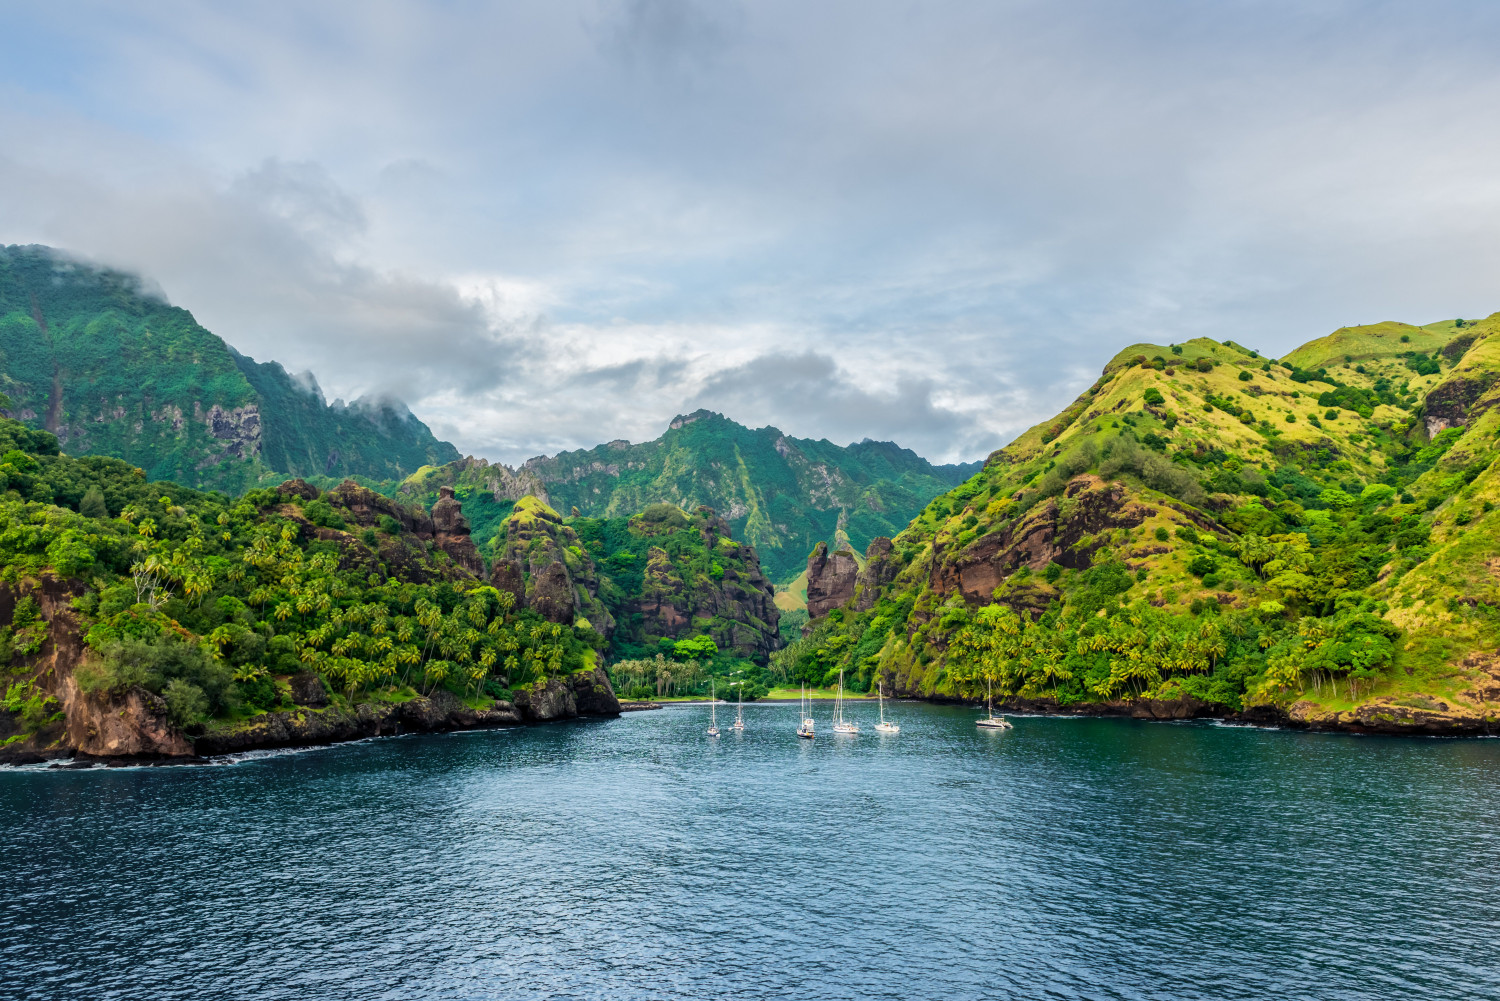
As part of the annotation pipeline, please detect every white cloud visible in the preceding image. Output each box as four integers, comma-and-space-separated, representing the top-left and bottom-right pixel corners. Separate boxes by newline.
5, 1, 1500, 464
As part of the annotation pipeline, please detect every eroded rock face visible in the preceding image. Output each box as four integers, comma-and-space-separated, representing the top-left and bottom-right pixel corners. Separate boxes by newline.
513, 667, 621, 721
489, 558, 526, 609
430, 485, 485, 575
930, 475, 1153, 606
326, 479, 435, 537
69, 685, 197, 760
854, 536, 899, 611
529, 562, 576, 624
628, 516, 782, 660
1422, 375, 1495, 436
806, 542, 859, 619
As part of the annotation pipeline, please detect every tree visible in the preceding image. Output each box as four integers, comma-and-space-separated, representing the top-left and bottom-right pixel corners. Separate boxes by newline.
674, 635, 718, 661
80, 486, 108, 519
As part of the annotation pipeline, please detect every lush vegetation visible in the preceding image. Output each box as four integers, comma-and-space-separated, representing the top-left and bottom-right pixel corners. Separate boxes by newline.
401, 410, 978, 583
787, 319, 1500, 721
0, 419, 592, 733
0, 245, 458, 492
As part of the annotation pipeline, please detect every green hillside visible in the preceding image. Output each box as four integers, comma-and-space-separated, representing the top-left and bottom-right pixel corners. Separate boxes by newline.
782, 316, 1500, 734
399, 410, 979, 583
0, 245, 459, 490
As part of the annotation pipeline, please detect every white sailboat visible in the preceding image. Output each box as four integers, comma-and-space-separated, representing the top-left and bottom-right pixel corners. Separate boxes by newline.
797, 683, 815, 739
732, 682, 745, 731
707, 680, 720, 736
832, 668, 859, 734
976, 676, 1012, 730
874, 683, 899, 733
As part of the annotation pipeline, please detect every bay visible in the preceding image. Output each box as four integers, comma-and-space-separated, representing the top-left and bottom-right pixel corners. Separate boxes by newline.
4, 702, 1498, 1000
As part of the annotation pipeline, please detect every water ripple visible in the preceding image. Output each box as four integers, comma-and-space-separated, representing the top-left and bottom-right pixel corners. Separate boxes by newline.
4, 704, 1499, 1000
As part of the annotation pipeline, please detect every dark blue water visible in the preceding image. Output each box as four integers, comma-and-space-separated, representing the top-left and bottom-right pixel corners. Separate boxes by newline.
4, 702, 1499, 1000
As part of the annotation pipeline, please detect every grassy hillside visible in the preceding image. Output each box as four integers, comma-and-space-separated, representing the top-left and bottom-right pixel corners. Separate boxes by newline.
0, 245, 459, 490
399, 410, 978, 583
779, 316, 1500, 733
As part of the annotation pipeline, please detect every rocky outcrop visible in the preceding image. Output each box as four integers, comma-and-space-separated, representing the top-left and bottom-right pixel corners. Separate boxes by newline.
68, 685, 197, 761
510, 666, 621, 722
289, 671, 329, 708
277, 478, 321, 502
806, 542, 859, 619
493, 496, 615, 638
193, 692, 525, 756
205, 403, 262, 459
931, 475, 1152, 606
626, 511, 782, 659
1422, 373, 1497, 436
529, 562, 576, 624
325, 479, 435, 537
430, 485, 485, 575
854, 536, 899, 611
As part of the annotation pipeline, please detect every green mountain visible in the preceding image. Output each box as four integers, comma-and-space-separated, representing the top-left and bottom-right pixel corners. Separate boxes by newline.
785, 317, 1500, 735
0, 245, 459, 491
399, 410, 979, 583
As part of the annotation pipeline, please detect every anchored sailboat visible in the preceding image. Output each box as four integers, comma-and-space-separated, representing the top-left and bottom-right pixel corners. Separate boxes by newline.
976, 676, 1012, 730
732, 683, 745, 732
797, 683, 815, 739
874, 683, 899, 733
708, 680, 721, 737
832, 668, 859, 734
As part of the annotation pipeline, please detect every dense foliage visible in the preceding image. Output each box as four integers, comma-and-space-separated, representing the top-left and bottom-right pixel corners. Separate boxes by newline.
784, 321, 1500, 717
0, 419, 591, 732
0, 245, 458, 491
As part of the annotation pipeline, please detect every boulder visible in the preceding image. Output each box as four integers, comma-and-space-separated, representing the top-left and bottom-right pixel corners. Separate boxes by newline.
569, 666, 622, 716
69, 685, 197, 761
289, 671, 330, 708
513, 675, 577, 722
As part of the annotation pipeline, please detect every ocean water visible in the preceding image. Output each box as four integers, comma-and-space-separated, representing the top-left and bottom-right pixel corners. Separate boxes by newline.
4, 701, 1499, 1000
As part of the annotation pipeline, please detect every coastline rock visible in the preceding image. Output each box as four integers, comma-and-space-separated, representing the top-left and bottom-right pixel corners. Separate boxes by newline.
69, 685, 197, 761
512, 666, 621, 722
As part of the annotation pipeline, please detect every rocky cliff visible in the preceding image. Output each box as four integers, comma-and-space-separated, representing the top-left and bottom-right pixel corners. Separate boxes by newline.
0, 244, 458, 491
488, 496, 616, 636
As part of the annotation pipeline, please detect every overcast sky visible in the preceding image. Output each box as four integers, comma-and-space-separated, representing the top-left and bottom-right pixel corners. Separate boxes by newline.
4, 1, 1500, 464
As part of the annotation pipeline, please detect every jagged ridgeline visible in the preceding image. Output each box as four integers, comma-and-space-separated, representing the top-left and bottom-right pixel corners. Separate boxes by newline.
0, 245, 459, 491
397, 410, 979, 583
788, 316, 1500, 735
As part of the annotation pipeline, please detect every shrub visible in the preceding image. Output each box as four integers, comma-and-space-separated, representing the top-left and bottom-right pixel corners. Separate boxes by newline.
304, 499, 346, 530
1195, 358, 1213, 373
1400, 334, 1410, 343
1238, 370, 1252, 382
377, 514, 401, 535
1285, 414, 1296, 423
1325, 409, 1339, 420
162, 678, 210, 727
1187, 554, 1217, 577
1143, 388, 1165, 406
1171, 345, 1183, 355
1154, 526, 1170, 541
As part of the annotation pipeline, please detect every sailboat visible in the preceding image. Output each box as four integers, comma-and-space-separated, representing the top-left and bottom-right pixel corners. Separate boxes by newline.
874, 683, 899, 733
976, 676, 1013, 730
797, 683, 815, 739
707, 680, 721, 737
731, 683, 745, 732
832, 668, 859, 734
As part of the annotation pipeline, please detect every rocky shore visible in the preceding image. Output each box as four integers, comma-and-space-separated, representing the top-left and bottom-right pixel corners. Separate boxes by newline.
2, 666, 624, 768
966, 693, 1500, 737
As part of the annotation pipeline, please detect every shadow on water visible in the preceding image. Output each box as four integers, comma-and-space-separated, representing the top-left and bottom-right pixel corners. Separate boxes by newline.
4, 703, 1499, 1000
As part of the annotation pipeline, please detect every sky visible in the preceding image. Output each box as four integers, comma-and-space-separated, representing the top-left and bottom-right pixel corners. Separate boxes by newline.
4, 1, 1500, 465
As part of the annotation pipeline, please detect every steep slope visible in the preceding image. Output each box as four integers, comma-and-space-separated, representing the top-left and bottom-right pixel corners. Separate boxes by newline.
0, 245, 458, 490
783, 318, 1500, 735
399, 410, 978, 583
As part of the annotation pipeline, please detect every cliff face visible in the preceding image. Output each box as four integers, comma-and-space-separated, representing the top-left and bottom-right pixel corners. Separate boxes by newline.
489, 496, 615, 636
791, 316, 1500, 728
398, 410, 976, 583
624, 509, 782, 660
0, 244, 457, 491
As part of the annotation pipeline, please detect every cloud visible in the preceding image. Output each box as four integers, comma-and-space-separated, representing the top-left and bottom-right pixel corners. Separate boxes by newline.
5, 2, 1500, 465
